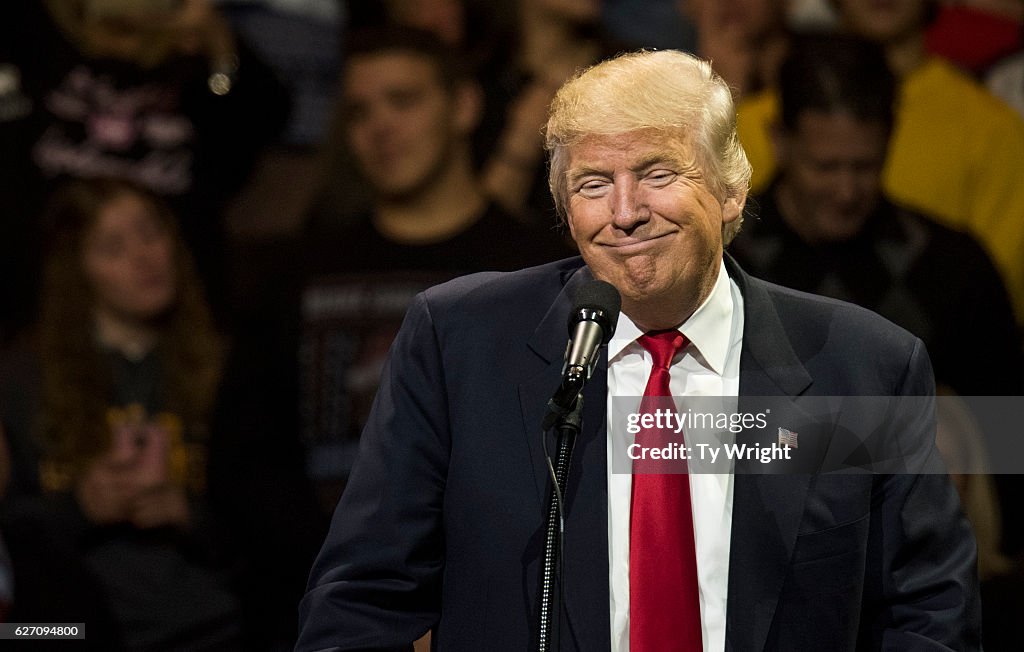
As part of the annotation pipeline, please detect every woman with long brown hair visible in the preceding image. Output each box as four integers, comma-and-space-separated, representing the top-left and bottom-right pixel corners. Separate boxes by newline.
0, 177, 244, 651
38, 177, 223, 499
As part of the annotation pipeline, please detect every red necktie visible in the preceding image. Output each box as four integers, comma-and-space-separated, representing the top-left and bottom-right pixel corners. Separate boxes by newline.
630, 330, 702, 651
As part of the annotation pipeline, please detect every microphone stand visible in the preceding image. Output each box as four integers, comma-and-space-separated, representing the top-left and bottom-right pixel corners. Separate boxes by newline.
537, 397, 583, 652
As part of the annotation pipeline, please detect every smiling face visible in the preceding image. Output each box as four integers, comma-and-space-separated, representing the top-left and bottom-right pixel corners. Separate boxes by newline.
343, 51, 473, 200
565, 130, 742, 329
775, 111, 888, 244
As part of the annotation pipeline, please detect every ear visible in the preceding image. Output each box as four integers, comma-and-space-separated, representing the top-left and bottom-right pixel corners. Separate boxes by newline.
452, 81, 483, 135
722, 194, 745, 224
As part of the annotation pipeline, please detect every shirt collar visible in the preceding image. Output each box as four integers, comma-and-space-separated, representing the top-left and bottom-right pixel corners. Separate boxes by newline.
607, 259, 734, 375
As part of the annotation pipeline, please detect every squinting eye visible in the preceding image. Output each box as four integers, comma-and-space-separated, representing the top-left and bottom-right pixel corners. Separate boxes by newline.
577, 180, 610, 197
646, 170, 677, 185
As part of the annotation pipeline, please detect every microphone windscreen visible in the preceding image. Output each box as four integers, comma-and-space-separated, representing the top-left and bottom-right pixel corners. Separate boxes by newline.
573, 279, 621, 318
569, 280, 621, 342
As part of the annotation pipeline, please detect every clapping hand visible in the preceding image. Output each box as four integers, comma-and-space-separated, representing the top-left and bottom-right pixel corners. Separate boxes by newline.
75, 414, 191, 529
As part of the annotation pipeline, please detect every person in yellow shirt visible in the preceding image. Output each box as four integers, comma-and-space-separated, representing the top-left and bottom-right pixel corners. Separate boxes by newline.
737, 0, 1024, 323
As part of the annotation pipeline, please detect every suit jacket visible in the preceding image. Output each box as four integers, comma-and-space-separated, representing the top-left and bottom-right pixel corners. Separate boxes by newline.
296, 256, 980, 651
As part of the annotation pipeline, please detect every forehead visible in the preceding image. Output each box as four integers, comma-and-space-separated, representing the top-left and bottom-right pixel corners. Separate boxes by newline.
790, 111, 888, 157
566, 130, 694, 171
343, 51, 444, 97
87, 193, 158, 237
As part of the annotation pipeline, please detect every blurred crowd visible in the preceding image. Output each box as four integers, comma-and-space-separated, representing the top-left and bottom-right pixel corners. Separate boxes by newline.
0, 0, 1022, 650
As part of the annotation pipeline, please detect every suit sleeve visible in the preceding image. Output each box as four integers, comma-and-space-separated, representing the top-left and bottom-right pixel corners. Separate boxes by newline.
865, 338, 982, 651
295, 293, 449, 652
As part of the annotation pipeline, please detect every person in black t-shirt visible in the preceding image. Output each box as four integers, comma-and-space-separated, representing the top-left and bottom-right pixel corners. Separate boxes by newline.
0, 177, 325, 651
294, 27, 574, 507
0, 178, 242, 651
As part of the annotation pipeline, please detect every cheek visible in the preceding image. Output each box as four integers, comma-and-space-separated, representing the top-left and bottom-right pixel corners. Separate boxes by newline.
565, 199, 583, 239
347, 123, 377, 159
403, 101, 440, 133
658, 189, 717, 229
153, 242, 176, 277
427, 110, 459, 152
806, 180, 832, 200
348, 127, 369, 152
855, 173, 880, 197
85, 261, 129, 304
565, 201, 605, 243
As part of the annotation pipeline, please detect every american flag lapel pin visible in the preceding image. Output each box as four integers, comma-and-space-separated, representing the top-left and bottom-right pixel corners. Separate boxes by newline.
777, 427, 798, 449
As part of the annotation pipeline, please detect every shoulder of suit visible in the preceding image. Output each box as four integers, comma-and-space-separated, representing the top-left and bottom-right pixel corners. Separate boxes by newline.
418, 255, 584, 319
747, 274, 922, 355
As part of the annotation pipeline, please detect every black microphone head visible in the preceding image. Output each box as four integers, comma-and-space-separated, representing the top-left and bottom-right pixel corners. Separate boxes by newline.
568, 280, 621, 343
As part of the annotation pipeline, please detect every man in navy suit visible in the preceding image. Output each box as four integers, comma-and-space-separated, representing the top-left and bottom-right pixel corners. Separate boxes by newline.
296, 50, 979, 651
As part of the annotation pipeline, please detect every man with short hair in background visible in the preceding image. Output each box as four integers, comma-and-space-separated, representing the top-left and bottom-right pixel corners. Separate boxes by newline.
730, 33, 1023, 400
295, 26, 571, 507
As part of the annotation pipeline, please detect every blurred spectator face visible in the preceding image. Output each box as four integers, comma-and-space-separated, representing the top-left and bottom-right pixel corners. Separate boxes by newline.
81, 192, 177, 322
835, 0, 931, 42
342, 51, 477, 199
775, 110, 888, 243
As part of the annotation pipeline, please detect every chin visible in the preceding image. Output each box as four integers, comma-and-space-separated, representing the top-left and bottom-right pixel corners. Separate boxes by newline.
132, 293, 176, 322
820, 220, 868, 243
374, 175, 428, 201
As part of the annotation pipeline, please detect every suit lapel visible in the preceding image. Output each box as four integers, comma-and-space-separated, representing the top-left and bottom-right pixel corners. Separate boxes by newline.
518, 264, 611, 651
726, 257, 815, 652
519, 264, 592, 503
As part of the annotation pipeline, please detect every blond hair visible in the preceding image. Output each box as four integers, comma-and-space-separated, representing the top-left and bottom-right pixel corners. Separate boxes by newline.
544, 50, 751, 243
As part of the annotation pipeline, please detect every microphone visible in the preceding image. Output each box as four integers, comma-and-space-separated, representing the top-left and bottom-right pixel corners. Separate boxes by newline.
545, 280, 621, 426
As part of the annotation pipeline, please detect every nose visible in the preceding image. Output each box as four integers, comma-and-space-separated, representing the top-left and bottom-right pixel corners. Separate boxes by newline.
128, 235, 164, 273
128, 234, 152, 260
370, 101, 406, 141
351, 103, 396, 147
366, 108, 394, 140
611, 177, 647, 230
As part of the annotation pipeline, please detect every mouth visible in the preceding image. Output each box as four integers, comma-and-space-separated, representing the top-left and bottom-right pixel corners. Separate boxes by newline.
371, 150, 403, 167
600, 232, 674, 253
137, 272, 172, 291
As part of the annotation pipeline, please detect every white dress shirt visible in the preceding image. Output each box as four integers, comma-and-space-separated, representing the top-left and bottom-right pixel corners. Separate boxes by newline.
606, 260, 744, 652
